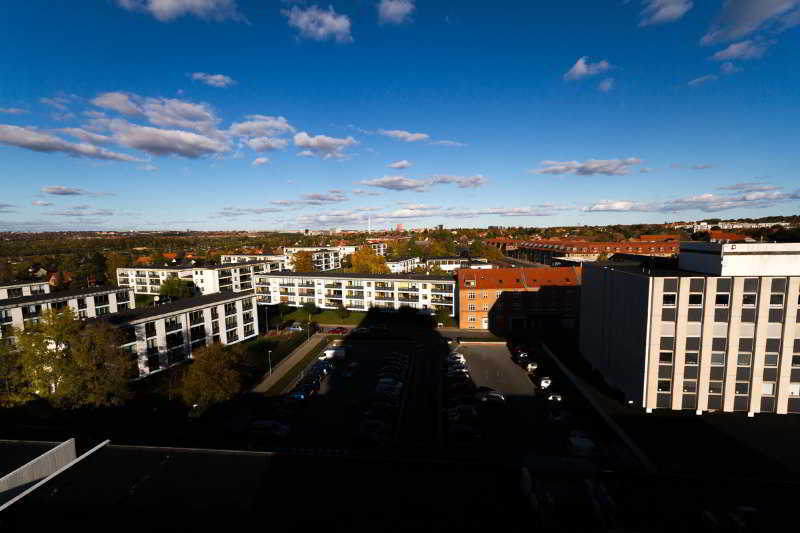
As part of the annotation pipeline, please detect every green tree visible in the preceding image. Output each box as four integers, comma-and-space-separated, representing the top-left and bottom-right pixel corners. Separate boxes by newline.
336, 303, 350, 320
180, 343, 243, 407
159, 277, 194, 300
302, 302, 318, 315
350, 246, 390, 274
106, 253, 131, 287
293, 251, 315, 272
435, 306, 451, 327
0, 342, 26, 404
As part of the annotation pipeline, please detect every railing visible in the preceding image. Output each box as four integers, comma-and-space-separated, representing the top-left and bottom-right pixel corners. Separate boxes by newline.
189, 315, 204, 326
257, 295, 271, 303
431, 285, 453, 293
431, 298, 454, 304
280, 282, 296, 288
374, 295, 394, 301
397, 286, 419, 292
298, 282, 315, 287
398, 297, 419, 303
165, 321, 182, 333
375, 284, 394, 290
324, 283, 342, 288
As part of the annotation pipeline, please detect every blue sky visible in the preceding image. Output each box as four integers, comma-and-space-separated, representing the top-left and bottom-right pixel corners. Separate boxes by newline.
1, 0, 799, 231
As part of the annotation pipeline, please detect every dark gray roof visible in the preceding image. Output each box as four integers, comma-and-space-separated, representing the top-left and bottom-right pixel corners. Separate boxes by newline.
0, 279, 50, 289
587, 255, 706, 278
0, 286, 126, 308
119, 264, 193, 271
200, 260, 279, 270
97, 290, 255, 325
270, 271, 455, 282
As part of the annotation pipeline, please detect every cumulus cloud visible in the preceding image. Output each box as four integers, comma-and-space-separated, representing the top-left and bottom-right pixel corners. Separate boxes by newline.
282, 5, 353, 43
141, 97, 219, 133
688, 74, 717, 87
563, 57, 611, 81
0, 107, 26, 115
583, 188, 800, 213
45, 205, 116, 217
718, 182, 780, 192
639, 0, 693, 26
701, 0, 800, 45
252, 157, 270, 166
388, 159, 412, 169
216, 206, 283, 218
246, 137, 289, 152
138, 164, 158, 172
31, 200, 54, 206
711, 40, 772, 60
0, 125, 143, 163
59, 128, 112, 145
352, 189, 381, 196
378, 0, 415, 24
91, 92, 143, 115
116, 0, 243, 22
190, 72, 236, 88
359, 175, 429, 192
39, 96, 72, 111
271, 190, 348, 206
108, 119, 230, 158
598, 78, 615, 92
430, 174, 489, 188
378, 129, 429, 142
229, 115, 294, 137
720, 61, 742, 74
41, 186, 114, 196
531, 157, 642, 176
429, 140, 465, 147
293, 131, 356, 159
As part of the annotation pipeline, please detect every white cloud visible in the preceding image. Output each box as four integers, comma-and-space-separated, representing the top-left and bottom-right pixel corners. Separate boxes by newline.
429, 140, 465, 147
282, 5, 353, 43
352, 188, 381, 196
246, 137, 289, 152
31, 200, 54, 206
563, 57, 611, 81
141, 97, 219, 133
359, 175, 429, 192
378, 0, 415, 24
41, 186, 114, 196
701, 0, 800, 44
252, 157, 270, 166
640, 167, 654, 173
297, 150, 314, 157
639, 0, 693, 26
216, 206, 283, 218
598, 78, 615, 92
388, 159, 412, 169
116, 0, 243, 22
39, 96, 71, 111
0, 107, 26, 115
108, 119, 230, 158
46, 206, 116, 217
430, 174, 489, 188
583, 188, 800, 213
59, 128, 112, 145
300, 191, 347, 204
190, 72, 236, 88
0, 204, 15, 213
711, 40, 772, 60
91, 92, 143, 115
229, 115, 294, 137
293, 131, 356, 159
718, 182, 780, 192
378, 129, 429, 142
531, 157, 642, 176
720, 61, 742, 74
0, 125, 142, 163
688, 74, 717, 87
138, 164, 158, 172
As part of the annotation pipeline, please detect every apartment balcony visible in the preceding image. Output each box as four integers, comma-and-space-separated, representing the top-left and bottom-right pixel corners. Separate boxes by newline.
280, 282, 296, 288
398, 297, 419, 303
297, 282, 315, 288
165, 321, 182, 333
375, 283, 394, 290
135, 278, 147, 285
298, 297, 315, 304
298, 289, 316, 297
257, 295, 272, 303
431, 285, 453, 294
325, 291, 343, 299
241, 283, 253, 290
397, 286, 419, 292
189, 316, 204, 326
347, 302, 365, 309
374, 295, 394, 301
346, 291, 363, 299
345, 283, 364, 289
240, 275, 252, 283
325, 283, 342, 288
279, 290, 296, 296
431, 297, 454, 304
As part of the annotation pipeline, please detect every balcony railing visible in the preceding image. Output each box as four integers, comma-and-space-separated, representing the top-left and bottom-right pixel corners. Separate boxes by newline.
397, 286, 419, 292
398, 297, 419, 303
431, 298, 454, 304
257, 295, 272, 303
325, 283, 342, 288
375, 284, 394, 290
431, 285, 453, 293
374, 295, 394, 301
280, 282, 296, 288
298, 282, 315, 288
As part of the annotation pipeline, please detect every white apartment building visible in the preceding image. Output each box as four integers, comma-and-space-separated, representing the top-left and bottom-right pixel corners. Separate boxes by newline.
191, 261, 274, 296
101, 291, 258, 377
254, 272, 456, 316
117, 266, 193, 295
580, 243, 800, 415
426, 257, 490, 272
220, 254, 288, 271
386, 257, 422, 273
0, 287, 135, 344
675, 221, 792, 233
369, 242, 387, 256
283, 246, 358, 271
0, 281, 51, 300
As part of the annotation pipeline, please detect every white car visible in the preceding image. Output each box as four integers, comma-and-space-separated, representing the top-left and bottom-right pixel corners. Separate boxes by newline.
539, 377, 552, 390
525, 362, 538, 373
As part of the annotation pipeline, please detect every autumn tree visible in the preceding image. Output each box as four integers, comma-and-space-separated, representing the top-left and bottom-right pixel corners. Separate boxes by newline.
293, 251, 315, 272
180, 343, 243, 407
0, 341, 26, 405
159, 277, 194, 300
106, 253, 131, 286
350, 246, 390, 274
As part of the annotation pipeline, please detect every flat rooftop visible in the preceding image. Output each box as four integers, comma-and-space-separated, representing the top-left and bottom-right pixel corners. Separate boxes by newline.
0, 286, 124, 308
95, 290, 255, 325
265, 271, 455, 282
0, 279, 49, 289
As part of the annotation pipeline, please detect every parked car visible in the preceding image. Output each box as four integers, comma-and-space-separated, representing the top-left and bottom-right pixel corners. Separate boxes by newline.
351, 327, 369, 335
538, 377, 553, 390
446, 405, 479, 423
343, 362, 360, 378
546, 392, 563, 402
475, 389, 506, 405
567, 430, 598, 456
449, 423, 481, 444
286, 322, 304, 332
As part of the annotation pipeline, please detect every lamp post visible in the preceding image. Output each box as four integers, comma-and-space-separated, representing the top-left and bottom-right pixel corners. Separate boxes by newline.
268, 350, 272, 376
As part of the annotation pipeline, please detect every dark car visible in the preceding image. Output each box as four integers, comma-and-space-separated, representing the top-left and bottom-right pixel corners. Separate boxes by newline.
447, 382, 477, 395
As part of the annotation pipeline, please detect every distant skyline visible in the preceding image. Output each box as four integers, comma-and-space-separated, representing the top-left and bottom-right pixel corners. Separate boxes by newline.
1, 0, 799, 231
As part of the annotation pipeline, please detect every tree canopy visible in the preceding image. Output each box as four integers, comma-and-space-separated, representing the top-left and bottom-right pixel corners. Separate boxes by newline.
159, 277, 194, 300
179, 343, 243, 407
350, 246, 390, 274
293, 251, 314, 272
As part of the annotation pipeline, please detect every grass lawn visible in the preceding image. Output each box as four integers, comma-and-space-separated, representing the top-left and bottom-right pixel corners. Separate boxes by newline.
282, 309, 366, 326
266, 335, 334, 395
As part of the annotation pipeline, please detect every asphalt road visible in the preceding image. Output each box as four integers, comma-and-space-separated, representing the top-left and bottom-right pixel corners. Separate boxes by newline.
458, 344, 536, 397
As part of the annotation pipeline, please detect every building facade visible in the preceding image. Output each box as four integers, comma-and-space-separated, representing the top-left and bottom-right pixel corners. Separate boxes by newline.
283, 246, 358, 271
457, 267, 581, 331
0, 287, 135, 344
117, 266, 193, 295
426, 257, 489, 271
386, 257, 421, 273
369, 242, 387, 256
507, 239, 678, 265
220, 254, 288, 271
253, 272, 456, 316
0, 281, 51, 300
191, 261, 274, 296
101, 291, 258, 377
580, 243, 800, 415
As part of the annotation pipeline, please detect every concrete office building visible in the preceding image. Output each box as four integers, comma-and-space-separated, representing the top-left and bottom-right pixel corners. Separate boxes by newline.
254, 272, 456, 316
191, 261, 273, 296
117, 266, 193, 295
0, 281, 50, 300
220, 254, 288, 271
0, 287, 135, 344
580, 243, 800, 415
100, 291, 258, 376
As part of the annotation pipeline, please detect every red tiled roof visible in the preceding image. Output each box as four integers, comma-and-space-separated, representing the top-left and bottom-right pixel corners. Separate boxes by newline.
710, 231, 749, 242
458, 267, 581, 290
638, 234, 679, 242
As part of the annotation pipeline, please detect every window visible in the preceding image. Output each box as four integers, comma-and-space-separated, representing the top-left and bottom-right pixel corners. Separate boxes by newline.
94, 294, 109, 307
715, 294, 729, 306
468, 315, 476, 323
711, 353, 725, 366
770, 294, 784, 306
768, 309, 783, 323
145, 321, 157, 338
685, 352, 699, 365
734, 382, 749, 395
741, 308, 756, 323
685, 337, 701, 351
226, 329, 239, 343
664, 278, 678, 292
711, 337, 727, 351
716, 278, 731, 292
743, 278, 759, 292
482, 304, 489, 311
467, 291, 476, 300
659, 352, 673, 364
662, 308, 676, 321
765, 338, 781, 353
789, 383, 800, 396
467, 303, 476, 311
662, 294, 676, 306
738, 338, 754, 353
688, 294, 703, 306
657, 380, 671, 392
714, 308, 729, 322
689, 278, 704, 292
709, 382, 723, 394
771, 278, 787, 292
688, 308, 703, 322
660, 337, 674, 350
224, 302, 237, 316
762, 382, 775, 395
481, 291, 488, 298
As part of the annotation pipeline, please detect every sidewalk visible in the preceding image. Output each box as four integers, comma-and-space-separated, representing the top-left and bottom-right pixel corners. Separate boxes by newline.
251, 332, 327, 395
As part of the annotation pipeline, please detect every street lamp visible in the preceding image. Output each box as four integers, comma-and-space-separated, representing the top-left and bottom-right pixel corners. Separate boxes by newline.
268, 350, 272, 376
